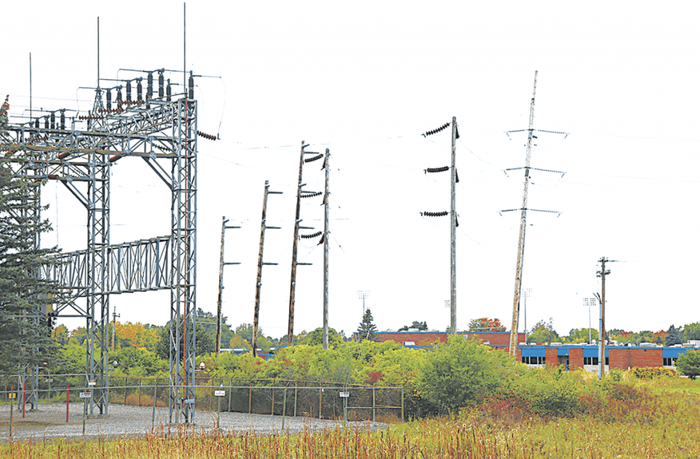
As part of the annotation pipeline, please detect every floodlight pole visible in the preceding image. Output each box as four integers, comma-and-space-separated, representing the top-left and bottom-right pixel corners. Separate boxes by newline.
358, 291, 370, 316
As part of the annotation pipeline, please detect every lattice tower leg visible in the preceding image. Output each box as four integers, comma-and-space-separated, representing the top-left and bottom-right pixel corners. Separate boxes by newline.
85, 91, 110, 415
169, 98, 197, 424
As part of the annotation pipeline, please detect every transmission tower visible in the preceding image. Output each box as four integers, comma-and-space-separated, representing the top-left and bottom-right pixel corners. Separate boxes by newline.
420, 117, 459, 333
502, 71, 566, 356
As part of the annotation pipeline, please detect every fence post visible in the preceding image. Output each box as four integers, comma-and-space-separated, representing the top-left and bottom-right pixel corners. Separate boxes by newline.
318, 384, 323, 420
294, 383, 297, 417
401, 387, 404, 423
372, 387, 376, 422
228, 378, 232, 412
282, 387, 287, 429
66, 385, 69, 423
124, 377, 128, 406
270, 379, 275, 416
152, 383, 157, 432
9, 385, 13, 440
139, 380, 142, 406
248, 380, 252, 414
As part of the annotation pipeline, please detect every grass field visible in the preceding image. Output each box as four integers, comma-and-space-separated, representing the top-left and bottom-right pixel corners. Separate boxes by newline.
2, 376, 699, 458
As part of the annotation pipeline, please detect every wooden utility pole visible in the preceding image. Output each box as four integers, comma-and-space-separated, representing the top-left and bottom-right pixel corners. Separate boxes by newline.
322, 148, 330, 350
450, 117, 458, 334
253, 181, 281, 357
111, 306, 120, 351
216, 216, 240, 354
596, 257, 611, 379
509, 71, 538, 357
287, 142, 306, 346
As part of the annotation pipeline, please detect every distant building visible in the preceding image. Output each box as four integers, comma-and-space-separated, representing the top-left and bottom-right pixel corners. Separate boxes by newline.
516, 343, 700, 371
372, 330, 525, 349
373, 330, 700, 372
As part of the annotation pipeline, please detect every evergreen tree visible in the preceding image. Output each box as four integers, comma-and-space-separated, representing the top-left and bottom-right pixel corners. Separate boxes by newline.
0, 152, 59, 373
356, 308, 378, 341
665, 325, 682, 346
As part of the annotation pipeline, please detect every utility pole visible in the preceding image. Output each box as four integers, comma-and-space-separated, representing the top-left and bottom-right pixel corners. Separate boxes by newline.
287, 142, 305, 347
508, 71, 538, 357
253, 181, 281, 357
287, 141, 321, 346
596, 257, 611, 379
216, 216, 240, 354
450, 116, 457, 335
322, 148, 331, 350
420, 118, 459, 334
111, 306, 120, 351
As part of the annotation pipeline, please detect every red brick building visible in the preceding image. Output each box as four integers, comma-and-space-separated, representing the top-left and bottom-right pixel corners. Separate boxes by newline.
374, 331, 698, 371
373, 330, 525, 349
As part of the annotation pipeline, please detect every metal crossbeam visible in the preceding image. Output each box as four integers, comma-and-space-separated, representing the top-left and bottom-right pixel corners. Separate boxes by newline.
43, 236, 172, 295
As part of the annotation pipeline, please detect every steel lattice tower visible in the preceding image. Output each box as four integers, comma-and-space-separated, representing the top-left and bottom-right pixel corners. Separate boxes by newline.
0, 70, 200, 424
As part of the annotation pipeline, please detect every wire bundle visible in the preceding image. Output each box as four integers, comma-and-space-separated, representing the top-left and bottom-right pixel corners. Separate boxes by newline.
300, 231, 322, 239
420, 211, 449, 217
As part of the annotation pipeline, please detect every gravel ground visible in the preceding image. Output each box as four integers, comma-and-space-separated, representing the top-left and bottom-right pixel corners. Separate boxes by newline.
0, 403, 388, 441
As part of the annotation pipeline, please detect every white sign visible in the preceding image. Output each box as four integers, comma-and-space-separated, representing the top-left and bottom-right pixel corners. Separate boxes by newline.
214, 390, 226, 397
79, 392, 92, 399
339, 391, 350, 398
88, 380, 96, 387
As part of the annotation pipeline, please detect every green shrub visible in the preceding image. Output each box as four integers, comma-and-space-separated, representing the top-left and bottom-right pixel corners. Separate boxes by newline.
629, 366, 679, 380
676, 350, 700, 380
415, 335, 514, 412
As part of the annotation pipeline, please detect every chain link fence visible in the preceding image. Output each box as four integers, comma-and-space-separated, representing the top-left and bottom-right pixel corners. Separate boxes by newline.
1, 375, 403, 425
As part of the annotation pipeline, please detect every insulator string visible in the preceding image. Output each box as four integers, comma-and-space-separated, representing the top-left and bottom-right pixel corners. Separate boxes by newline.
420, 211, 449, 217
424, 166, 449, 174
300, 231, 322, 239
300, 191, 322, 199
421, 122, 450, 138
304, 153, 323, 163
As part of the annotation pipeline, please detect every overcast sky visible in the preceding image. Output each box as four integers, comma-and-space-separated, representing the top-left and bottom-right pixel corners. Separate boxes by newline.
3, 1, 699, 339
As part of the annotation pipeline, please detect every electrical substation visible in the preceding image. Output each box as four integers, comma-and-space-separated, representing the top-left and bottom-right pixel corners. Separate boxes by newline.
0, 44, 211, 422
